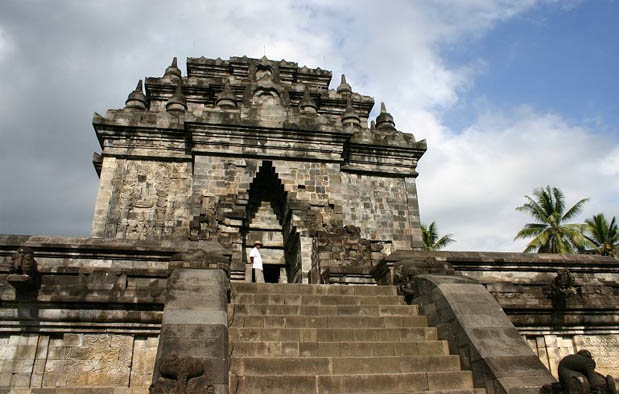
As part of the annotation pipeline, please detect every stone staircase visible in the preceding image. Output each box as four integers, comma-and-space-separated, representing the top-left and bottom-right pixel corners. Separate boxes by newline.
228, 283, 485, 394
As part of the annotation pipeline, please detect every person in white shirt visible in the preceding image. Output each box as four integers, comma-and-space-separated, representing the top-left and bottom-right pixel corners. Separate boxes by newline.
249, 241, 264, 283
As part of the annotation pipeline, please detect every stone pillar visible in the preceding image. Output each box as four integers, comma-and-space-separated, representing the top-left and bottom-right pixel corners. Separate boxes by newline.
300, 236, 313, 284
91, 156, 117, 237
244, 263, 253, 282
151, 269, 228, 393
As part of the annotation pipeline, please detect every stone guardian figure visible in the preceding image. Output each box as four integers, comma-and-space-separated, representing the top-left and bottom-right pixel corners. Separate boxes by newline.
558, 350, 616, 394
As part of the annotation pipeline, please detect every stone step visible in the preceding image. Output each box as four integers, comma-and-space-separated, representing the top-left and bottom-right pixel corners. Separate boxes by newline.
230, 340, 450, 358
229, 327, 438, 342
9, 389, 152, 394
230, 355, 462, 375
228, 304, 417, 317
408, 391, 486, 394
231, 293, 406, 306
231, 371, 475, 393
322, 390, 485, 394
229, 315, 427, 329
227, 283, 482, 394
232, 282, 398, 296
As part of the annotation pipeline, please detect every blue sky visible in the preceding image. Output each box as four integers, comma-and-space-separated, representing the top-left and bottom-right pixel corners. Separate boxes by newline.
0, 0, 617, 251
443, 1, 619, 134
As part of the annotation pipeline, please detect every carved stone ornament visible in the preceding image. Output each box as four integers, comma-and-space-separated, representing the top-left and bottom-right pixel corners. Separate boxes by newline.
149, 354, 215, 394
393, 259, 455, 301
393, 261, 416, 300
7, 246, 37, 287
539, 350, 617, 394
548, 268, 579, 305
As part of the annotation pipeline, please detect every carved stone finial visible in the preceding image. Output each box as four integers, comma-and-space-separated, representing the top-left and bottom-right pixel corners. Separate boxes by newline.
337, 74, 352, 95
299, 84, 317, 114
164, 57, 182, 80
125, 80, 147, 110
341, 96, 360, 129
216, 80, 237, 109
375, 101, 396, 130
166, 82, 187, 114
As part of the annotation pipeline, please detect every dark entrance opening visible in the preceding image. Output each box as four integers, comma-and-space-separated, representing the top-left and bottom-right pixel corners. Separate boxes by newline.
263, 264, 281, 283
244, 161, 302, 283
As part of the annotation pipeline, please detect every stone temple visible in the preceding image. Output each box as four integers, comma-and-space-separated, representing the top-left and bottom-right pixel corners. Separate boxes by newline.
91, 55, 427, 284
0, 56, 618, 394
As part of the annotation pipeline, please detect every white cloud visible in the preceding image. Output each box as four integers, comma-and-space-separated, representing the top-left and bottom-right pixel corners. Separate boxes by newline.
1, 0, 616, 254
0, 26, 10, 62
416, 107, 619, 251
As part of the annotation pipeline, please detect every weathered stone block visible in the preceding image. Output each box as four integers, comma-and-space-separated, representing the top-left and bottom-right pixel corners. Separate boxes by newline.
152, 269, 228, 391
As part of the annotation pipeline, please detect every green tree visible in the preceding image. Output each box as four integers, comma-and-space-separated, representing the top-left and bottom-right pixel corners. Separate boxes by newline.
583, 213, 618, 257
515, 186, 588, 253
421, 222, 455, 251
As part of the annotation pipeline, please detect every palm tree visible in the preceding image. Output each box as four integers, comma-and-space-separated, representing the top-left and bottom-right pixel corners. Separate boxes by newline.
514, 186, 588, 253
583, 214, 618, 257
421, 222, 455, 251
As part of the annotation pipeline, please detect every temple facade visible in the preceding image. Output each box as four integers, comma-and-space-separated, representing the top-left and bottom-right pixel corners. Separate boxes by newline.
91, 56, 426, 283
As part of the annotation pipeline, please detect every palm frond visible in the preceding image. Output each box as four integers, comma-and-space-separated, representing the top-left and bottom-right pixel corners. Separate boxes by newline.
562, 198, 589, 221
421, 221, 454, 251
583, 214, 619, 256
516, 196, 548, 222
514, 224, 546, 240
433, 234, 455, 250
550, 186, 565, 216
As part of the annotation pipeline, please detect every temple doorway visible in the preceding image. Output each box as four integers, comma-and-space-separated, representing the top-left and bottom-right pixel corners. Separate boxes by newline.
244, 161, 300, 283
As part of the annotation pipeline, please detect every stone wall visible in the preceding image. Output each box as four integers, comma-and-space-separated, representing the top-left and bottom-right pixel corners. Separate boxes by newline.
92, 158, 192, 240
0, 333, 157, 391
340, 173, 417, 249
186, 154, 422, 282
188, 155, 422, 281
0, 235, 230, 392
310, 225, 388, 284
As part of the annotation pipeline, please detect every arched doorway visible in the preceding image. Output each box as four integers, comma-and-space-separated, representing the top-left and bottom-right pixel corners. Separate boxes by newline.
244, 161, 301, 283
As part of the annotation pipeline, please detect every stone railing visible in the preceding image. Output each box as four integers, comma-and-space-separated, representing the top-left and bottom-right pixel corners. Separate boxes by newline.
409, 274, 555, 394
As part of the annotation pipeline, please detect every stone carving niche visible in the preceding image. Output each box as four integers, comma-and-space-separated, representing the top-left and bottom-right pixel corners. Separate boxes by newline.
252, 88, 285, 126
7, 246, 38, 288
546, 268, 580, 309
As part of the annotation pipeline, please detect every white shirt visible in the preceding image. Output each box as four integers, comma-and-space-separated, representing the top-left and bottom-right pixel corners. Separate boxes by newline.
250, 247, 263, 270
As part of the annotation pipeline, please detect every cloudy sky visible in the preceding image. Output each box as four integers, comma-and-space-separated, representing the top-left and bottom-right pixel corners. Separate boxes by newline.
0, 0, 617, 252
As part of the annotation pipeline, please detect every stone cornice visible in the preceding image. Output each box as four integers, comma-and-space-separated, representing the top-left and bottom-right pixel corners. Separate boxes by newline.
343, 140, 426, 177
186, 122, 350, 162
93, 108, 426, 176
